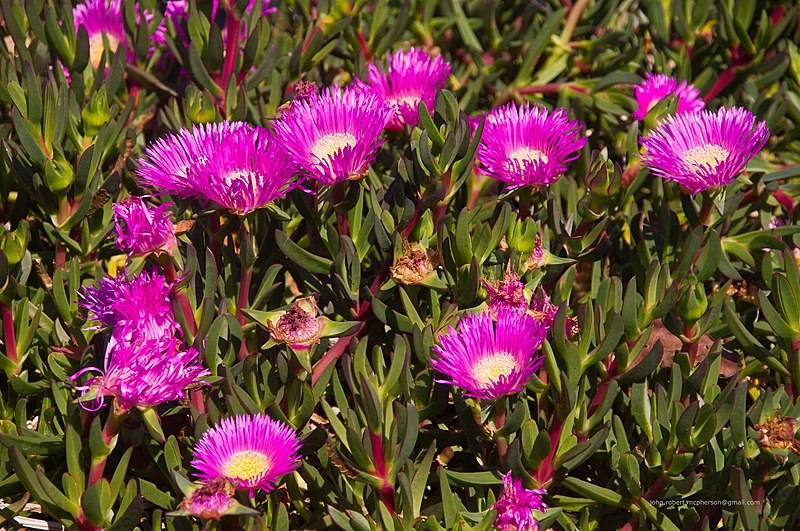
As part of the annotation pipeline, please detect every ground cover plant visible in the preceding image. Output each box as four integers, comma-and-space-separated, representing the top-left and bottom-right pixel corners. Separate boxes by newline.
1, 0, 800, 529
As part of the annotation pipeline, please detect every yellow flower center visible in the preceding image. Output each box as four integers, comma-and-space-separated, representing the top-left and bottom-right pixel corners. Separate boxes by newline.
472, 352, 517, 386
508, 147, 549, 168
682, 144, 729, 170
312, 133, 357, 161
223, 450, 270, 481
89, 33, 120, 70
222, 169, 261, 187
390, 95, 421, 108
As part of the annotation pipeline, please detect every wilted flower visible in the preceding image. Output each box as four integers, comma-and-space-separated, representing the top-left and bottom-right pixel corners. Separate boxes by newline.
754, 416, 800, 456
274, 86, 394, 185
179, 478, 236, 520
267, 295, 325, 349
390, 241, 437, 285
73, 0, 128, 69
482, 269, 527, 318
527, 235, 544, 270
477, 102, 586, 188
359, 47, 451, 131
191, 414, 302, 496
494, 472, 547, 531
641, 107, 769, 195
80, 269, 177, 344
431, 309, 547, 400
188, 123, 297, 215
72, 337, 208, 411
633, 73, 704, 120
136, 122, 251, 197
112, 196, 176, 256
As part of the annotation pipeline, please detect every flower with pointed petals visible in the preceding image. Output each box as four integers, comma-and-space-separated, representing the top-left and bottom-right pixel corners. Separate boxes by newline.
359, 47, 451, 131
482, 270, 527, 319
191, 414, 302, 496
641, 107, 769, 195
73, 0, 129, 69
113, 196, 176, 256
477, 102, 586, 188
80, 269, 177, 344
274, 86, 394, 185
431, 309, 547, 400
188, 123, 297, 215
136, 121, 250, 196
494, 472, 548, 531
633, 73, 704, 121
73, 336, 209, 411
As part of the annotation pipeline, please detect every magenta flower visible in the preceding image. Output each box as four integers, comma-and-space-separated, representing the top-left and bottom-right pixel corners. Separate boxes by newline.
431, 309, 547, 400
359, 47, 451, 131
633, 73, 704, 120
73, 0, 128, 69
477, 102, 586, 188
80, 269, 177, 345
73, 337, 208, 411
188, 123, 298, 215
641, 107, 769, 195
274, 86, 394, 185
136, 122, 251, 197
191, 414, 302, 496
494, 472, 547, 531
113, 196, 176, 256
482, 270, 527, 319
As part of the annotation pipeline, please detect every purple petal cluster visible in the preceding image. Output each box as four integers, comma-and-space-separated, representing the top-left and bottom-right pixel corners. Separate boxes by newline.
431, 309, 547, 400
359, 47, 451, 131
482, 270, 528, 319
75, 269, 207, 410
137, 122, 295, 214
633, 73, 705, 120
191, 414, 302, 496
641, 107, 769, 195
113, 196, 176, 256
274, 86, 394, 185
494, 472, 548, 531
73, 0, 128, 69
477, 102, 586, 188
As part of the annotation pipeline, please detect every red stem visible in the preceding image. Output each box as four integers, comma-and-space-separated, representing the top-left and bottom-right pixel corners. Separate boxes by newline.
517, 82, 586, 95
220, 12, 241, 111
87, 409, 124, 484
532, 418, 564, 486
160, 259, 197, 336
310, 323, 365, 386
370, 431, 396, 513
2, 302, 17, 366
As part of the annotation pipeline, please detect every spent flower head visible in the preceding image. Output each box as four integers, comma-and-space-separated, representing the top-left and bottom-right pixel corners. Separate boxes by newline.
431, 309, 547, 400
359, 47, 451, 131
633, 73, 704, 120
477, 102, 586, 188
641, 107, 769, 195
191, 414, 302, 496
267, 295, 325, 350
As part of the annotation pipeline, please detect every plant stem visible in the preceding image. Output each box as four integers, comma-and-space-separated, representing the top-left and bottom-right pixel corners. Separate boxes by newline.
310, 323, 365, 386
370, 430, 396, 513
560, 0, 591, 44
699, 194, 714, 226
495, 398, 508, 466
2, 302, 17, 367
220, 9, 241, 112
87, 408, 125, 485
160, 258, 197, 336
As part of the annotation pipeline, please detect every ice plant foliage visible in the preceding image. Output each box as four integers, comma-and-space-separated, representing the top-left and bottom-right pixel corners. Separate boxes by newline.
191, 414, 302, 496
633, 73, 705, 120
73, 0, 128, 69
359, 47, 452, 131
112, 196, 176, 256
431, 309, 547, 400
274, 86, 394, 185
477, 102, 587, 188
641, 107, 770, 194
493, 472, 548, 531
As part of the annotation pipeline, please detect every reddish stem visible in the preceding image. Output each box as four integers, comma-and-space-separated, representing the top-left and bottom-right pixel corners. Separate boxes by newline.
356, 30, 371, 60
370, 430, 396, 513
517, 82, 586, 95
160, 259, 197, 336
220, 12, 241, 111
311, 323, 365, 386
2, 302, 17, 366
532, 418, 565, 486
495, 400, 508, 466
87, 409, 125, 485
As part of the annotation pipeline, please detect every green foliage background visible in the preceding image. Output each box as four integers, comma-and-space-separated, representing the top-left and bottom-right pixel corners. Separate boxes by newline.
1, 0, 800, 529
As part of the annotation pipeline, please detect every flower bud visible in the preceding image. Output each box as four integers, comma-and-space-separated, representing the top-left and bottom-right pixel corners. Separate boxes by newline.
184, 87, 217, 124
0, 220, 29, 265
44, 149, 74, 194
677, 282, 708, 325
81, 87, 110, 139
